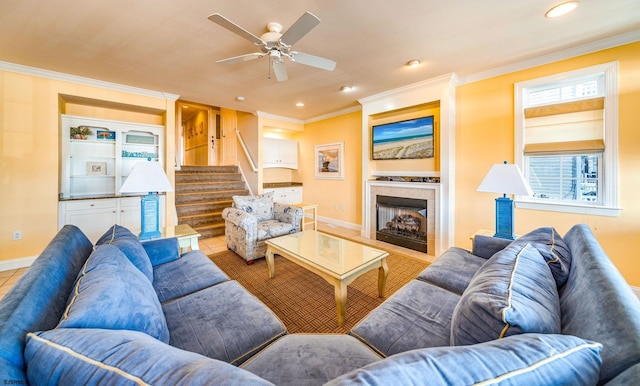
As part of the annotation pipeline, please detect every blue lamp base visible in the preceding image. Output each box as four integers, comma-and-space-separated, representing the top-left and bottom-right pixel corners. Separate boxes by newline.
494, 196, 515, 240
139, 193, 161, 240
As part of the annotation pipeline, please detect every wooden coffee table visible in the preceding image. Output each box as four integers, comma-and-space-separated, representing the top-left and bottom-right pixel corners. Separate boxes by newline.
265, 230, 389, 326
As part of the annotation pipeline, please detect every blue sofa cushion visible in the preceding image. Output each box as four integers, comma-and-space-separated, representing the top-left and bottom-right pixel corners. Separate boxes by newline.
162, 280, 286, 365
517, 227, 572, 287
417, 247, 487, 294
24, 328, 273, 385
0, 225, 92, 374
326, 334, 602, 386
58, 244, 170, 343
141, 237, 181, 266
241, 334, 381, 385
153, 250, 230, 303
350, 280, 459, 357
233, 192, 274, 222
451, 242, 560, 346
95, 224, 153, 282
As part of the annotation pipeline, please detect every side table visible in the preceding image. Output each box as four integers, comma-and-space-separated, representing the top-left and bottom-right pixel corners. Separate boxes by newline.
292, 203, 319, 231
161, 224, 201, 253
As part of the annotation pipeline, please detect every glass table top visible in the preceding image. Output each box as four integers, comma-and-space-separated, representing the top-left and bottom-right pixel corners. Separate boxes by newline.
266, 230, 388, 276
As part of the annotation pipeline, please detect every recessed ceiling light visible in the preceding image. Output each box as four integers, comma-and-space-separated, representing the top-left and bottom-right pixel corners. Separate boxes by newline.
236, 96, 245, 102
405, 59, 421, 68
295, 102, 304, 107
545, 1, 579, 18
340, 86, 355, 92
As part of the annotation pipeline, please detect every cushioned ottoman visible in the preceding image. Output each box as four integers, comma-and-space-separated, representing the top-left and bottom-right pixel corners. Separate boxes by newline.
350, 280, 460, 357
241, 334, 381, 386
162, 280, 287, 365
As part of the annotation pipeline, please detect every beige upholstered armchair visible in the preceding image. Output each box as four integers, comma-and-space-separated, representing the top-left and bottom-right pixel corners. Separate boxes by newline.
221, 193, 303, 264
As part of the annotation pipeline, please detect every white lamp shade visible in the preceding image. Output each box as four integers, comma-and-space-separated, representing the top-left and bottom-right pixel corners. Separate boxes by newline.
477, 163, 533, 196
119, 161, 173, 194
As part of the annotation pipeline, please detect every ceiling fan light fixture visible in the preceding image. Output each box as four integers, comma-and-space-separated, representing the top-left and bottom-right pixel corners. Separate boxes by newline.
405, 59, 421, 68
545, 1, 579, 18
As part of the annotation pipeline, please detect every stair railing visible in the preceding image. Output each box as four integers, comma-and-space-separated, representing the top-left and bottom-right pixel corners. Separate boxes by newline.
235, 128, 258, 173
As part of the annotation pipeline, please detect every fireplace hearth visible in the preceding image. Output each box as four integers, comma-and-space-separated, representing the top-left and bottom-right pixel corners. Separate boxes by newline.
376, 195, 427, 253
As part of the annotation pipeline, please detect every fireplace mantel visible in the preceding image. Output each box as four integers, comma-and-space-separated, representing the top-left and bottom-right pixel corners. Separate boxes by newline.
364, 180, 444, 257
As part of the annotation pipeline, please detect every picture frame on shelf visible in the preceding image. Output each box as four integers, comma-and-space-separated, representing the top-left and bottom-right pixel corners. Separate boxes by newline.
86, 162, 107, 176
96, 130, 116, 141
314, 142, 344, 180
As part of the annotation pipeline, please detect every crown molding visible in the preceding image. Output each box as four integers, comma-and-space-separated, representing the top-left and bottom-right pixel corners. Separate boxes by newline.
256, 111, 305, 124
305, 105, 362, 124
358, 73, 458, 106
458, 29, 640, 85
0, 61, 180, 101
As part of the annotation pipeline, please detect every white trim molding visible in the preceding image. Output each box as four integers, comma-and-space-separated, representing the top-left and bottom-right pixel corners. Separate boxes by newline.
0, 256, 36, 272
317, 216, 361, 231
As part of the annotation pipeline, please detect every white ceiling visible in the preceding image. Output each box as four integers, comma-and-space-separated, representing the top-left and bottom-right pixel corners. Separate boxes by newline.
1, 0, 639, 120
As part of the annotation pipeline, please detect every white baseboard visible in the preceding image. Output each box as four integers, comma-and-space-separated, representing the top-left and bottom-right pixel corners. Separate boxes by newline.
0, 256, 36, 272
317, 215, 361, 231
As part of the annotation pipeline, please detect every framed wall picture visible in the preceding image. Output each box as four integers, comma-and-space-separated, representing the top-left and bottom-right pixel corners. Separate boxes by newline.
314, 142, 344, 180
86, 162, 107, 176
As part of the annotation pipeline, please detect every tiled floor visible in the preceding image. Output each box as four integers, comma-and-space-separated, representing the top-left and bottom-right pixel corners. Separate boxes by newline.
0, 221, 435, 300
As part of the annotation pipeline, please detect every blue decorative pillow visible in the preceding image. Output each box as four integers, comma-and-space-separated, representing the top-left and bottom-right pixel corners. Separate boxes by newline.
58, 245, 170, 343
326, 334, 602, 386
451, 242, 560, 346
233, 192, 274, 222
25, 328, 273, 385
517, 227, 572, 287
96, 224, 153, 282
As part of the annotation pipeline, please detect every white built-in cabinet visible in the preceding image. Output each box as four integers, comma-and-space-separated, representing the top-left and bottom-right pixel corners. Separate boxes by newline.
58, 115, 165, 241
263, 187, 303, 204
263, 138, 298, 169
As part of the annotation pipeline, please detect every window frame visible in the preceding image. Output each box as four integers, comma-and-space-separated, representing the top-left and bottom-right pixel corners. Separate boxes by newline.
514, 62, 621, 217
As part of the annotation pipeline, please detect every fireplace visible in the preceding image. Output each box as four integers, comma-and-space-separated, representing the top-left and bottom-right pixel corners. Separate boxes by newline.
376, 195, 427, 253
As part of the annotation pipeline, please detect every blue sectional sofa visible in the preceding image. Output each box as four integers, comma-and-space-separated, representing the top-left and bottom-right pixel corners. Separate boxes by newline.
1, 224, 639, 385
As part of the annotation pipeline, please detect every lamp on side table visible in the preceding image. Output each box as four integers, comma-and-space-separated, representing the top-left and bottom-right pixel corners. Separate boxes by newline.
477, 161, 532, 240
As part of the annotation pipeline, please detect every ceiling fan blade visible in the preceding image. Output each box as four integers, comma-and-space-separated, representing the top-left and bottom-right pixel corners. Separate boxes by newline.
289, 52, 336, 71
279, 11, 321, 46
272, 60, 288, 82
216, 52, 264, 65
208, 13, 264, 46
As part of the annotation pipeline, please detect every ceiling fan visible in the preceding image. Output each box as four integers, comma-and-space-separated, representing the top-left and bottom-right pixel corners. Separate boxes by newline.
208, 11, 337, 82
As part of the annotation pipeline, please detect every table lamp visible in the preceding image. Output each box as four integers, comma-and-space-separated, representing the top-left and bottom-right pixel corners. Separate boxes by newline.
477, 161, 533, 240
119, 161, 173, 240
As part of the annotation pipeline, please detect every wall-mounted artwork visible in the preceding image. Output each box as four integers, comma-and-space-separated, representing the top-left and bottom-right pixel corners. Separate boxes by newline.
372, 115, 434, 160
314, 142, 344, 180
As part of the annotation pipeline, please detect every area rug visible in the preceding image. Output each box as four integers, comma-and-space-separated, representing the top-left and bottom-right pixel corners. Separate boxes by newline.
208, 249, 429, 334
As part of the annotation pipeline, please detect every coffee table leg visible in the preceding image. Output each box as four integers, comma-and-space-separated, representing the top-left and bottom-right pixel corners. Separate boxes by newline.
378, 257, 389, 297
266, 246, 275, 279
335, 281, 347, 326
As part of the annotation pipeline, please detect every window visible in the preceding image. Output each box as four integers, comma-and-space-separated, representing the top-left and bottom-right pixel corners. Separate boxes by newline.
514, 62, 620, 216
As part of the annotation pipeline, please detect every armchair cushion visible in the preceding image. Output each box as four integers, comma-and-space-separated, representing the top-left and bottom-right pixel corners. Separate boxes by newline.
233, 192, 274, 222
257, 220, 295, 241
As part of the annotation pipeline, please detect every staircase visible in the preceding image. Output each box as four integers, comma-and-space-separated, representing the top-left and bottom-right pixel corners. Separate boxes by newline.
175, 165, 248, 239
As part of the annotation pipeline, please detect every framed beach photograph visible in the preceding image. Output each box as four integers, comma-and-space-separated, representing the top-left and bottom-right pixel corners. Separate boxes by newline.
96, 129, 116, 141
314, 142, 344, 180
86, 162, 107, 176
371, 115, 434, 160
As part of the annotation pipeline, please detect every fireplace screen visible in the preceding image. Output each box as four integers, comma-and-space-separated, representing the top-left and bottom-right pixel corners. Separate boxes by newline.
376, 195, 427, 253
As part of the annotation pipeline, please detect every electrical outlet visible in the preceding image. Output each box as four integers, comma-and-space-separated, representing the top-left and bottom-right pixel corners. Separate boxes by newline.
12, 231, 22, 240
341, 204, 346, 211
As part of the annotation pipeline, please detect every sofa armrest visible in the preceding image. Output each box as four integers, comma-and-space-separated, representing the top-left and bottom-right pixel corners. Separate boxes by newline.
222, 207, 258, 231
142, 238, 180, 266
273, 203, 303, 231
471, 235, 512, 259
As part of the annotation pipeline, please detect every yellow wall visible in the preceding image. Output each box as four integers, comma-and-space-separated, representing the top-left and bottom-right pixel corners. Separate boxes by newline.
293, 111, 362, 226
455, 41, 640, 286
0, 69, 175, 263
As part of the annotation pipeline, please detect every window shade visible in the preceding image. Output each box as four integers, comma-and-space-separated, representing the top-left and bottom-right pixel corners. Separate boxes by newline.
524, 97, 604, 154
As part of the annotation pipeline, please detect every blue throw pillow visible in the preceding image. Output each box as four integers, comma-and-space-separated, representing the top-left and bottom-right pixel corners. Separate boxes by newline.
96, 225, 153, 282
326, 334, 602, 386
25, 328, 273, 385
58, 244, 170, 343
451, 242, 560, 346
516, 227, 572, 287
